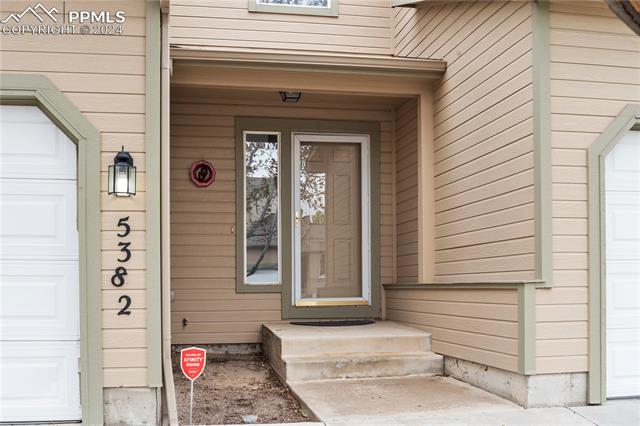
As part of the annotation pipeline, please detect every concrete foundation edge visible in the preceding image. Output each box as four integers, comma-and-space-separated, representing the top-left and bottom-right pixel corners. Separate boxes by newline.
104, 387, 159, 425
444, 357, 587, 408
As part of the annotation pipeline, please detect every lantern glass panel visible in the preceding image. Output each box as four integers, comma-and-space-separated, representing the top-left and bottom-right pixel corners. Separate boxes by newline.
108, 165, 115, 194
114, 164, 130, 196
128, 166, 136, 196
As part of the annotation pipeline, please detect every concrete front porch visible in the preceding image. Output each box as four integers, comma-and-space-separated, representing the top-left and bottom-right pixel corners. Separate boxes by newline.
262, 321, 443, 382
261, 321, 640, 425
262, 321, 512, 422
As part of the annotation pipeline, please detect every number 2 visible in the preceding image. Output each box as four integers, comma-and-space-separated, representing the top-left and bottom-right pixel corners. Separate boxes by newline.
117, 295, 132, 316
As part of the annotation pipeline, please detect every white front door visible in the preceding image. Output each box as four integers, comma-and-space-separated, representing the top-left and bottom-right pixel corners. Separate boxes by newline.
605, 130, 640, 398
292, 133, 371, 307
0, 105, 81, 421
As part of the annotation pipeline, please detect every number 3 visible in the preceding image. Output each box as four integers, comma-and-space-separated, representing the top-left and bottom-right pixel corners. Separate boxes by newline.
118, 242, 131, 263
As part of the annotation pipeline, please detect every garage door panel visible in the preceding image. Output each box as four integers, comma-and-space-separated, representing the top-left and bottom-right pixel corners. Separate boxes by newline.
0, 261, 79, 340
606, 270, 640, 328
605, 192, 640, 261
1, 105, 81, 422
606, 329, 640, 398
0, 341, 81, 422
0, 180, 78, 260
605, 131, 640, 191
606, 130, 640, 399
0, 105, 76, 180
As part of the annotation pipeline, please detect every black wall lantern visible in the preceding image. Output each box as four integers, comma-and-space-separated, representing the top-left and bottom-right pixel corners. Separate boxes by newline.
108, 147, 136, 197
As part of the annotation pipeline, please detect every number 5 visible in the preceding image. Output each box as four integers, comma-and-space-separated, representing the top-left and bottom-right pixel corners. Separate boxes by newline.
117, 216, 130, 238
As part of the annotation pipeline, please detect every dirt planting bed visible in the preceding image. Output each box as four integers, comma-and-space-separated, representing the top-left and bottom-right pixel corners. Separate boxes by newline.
173, 353, 308, 425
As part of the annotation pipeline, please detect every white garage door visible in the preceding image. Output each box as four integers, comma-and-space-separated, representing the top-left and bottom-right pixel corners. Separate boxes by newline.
605, 130, 640, 399
0, 105, 81, 421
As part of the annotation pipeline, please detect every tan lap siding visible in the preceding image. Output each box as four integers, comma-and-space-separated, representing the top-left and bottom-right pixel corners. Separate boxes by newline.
385, 1, 535, 373
386, 288, 519, 372
538, 0, 640, 374
394, 1, 535, 282
395, 99, 418, 283
0, 1, 149, 387
170, 0, 392, 55
170, 94, 394, 344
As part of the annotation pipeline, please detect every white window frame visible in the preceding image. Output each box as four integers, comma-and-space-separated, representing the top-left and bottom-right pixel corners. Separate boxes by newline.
292, 132, 371, 307
243, 130, 282, 286
248, 0, 339, 17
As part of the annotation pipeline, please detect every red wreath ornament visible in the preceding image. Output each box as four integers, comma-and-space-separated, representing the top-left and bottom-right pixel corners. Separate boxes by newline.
190, 160, 216, 188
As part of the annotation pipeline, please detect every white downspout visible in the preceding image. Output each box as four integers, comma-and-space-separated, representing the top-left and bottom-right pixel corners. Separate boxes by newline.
160, 6, 179, 426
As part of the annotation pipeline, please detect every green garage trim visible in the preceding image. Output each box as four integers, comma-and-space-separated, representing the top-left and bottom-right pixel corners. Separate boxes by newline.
0, 73, 103, 426
587, 104, 640, 404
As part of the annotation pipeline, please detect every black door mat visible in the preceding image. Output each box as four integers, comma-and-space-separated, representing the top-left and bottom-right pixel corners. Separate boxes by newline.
289, 320, 375, 327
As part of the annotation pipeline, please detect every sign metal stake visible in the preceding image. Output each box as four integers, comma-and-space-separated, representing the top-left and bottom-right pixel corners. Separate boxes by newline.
189, 380, 194, 426
180, 347, 207, 426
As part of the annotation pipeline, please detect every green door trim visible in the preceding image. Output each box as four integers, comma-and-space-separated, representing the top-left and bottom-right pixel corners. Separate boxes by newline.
587, 104, 640, 404
0, 74, 103, 425
235, 117, 381, 320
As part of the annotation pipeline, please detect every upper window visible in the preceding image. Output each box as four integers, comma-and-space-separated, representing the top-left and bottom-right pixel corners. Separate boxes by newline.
248, 0, 338, 17
243, 132, 281, 285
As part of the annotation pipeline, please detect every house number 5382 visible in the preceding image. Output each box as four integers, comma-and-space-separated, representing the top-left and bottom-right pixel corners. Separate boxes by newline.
112, 216, 132, 316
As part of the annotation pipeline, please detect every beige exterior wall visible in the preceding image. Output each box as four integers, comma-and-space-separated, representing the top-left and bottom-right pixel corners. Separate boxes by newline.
0, 2, 150, 387
394, 0, 535, 282
170, 0, 392, 55
537, 0, 640, 374
386, 0, 534, 374
170, 89, 396, 344
387, 287, 519, 371
395, 98, 418, 283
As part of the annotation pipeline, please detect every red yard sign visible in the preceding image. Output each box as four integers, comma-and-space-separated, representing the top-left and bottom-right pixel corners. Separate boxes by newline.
181, 347, 206, 381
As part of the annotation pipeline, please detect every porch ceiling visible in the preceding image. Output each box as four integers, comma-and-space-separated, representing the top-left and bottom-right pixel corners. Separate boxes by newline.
170, 49, 445, 97
171, 86, 413, 109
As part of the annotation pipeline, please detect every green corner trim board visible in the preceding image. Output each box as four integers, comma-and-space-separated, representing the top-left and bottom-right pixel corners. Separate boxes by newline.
532, 0, 552, 285
587, 104, 640, 404
0, 74, 104, 425
146, 0, 163, 389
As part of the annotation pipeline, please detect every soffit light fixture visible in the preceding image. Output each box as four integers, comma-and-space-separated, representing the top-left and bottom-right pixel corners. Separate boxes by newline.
279, 91, 302, 102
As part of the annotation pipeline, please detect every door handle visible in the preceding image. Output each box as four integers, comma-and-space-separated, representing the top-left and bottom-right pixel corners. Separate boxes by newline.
295, 209, 302, 226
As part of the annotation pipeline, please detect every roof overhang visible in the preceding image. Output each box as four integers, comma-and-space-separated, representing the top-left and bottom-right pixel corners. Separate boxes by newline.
606, 0, 640, 36
170, 47, 446, 81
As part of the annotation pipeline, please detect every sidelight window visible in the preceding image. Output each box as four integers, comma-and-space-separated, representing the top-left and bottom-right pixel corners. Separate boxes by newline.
243, 132, 281, 285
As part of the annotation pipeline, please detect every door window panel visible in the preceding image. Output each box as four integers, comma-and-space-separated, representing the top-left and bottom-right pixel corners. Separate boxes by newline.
244, 132, 280, 285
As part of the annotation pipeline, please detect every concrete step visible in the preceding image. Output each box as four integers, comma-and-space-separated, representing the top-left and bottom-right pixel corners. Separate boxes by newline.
283, 351, 444, 381
262, 321, 443, 383
263, 321, 433, 358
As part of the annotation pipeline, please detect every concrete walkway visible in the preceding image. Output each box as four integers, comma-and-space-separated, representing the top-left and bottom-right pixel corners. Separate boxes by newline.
283, 375, 639, 426
230, 400, 639, 425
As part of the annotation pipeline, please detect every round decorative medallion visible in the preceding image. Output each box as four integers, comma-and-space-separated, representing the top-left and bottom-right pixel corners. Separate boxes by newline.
190, 160, 216, 188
